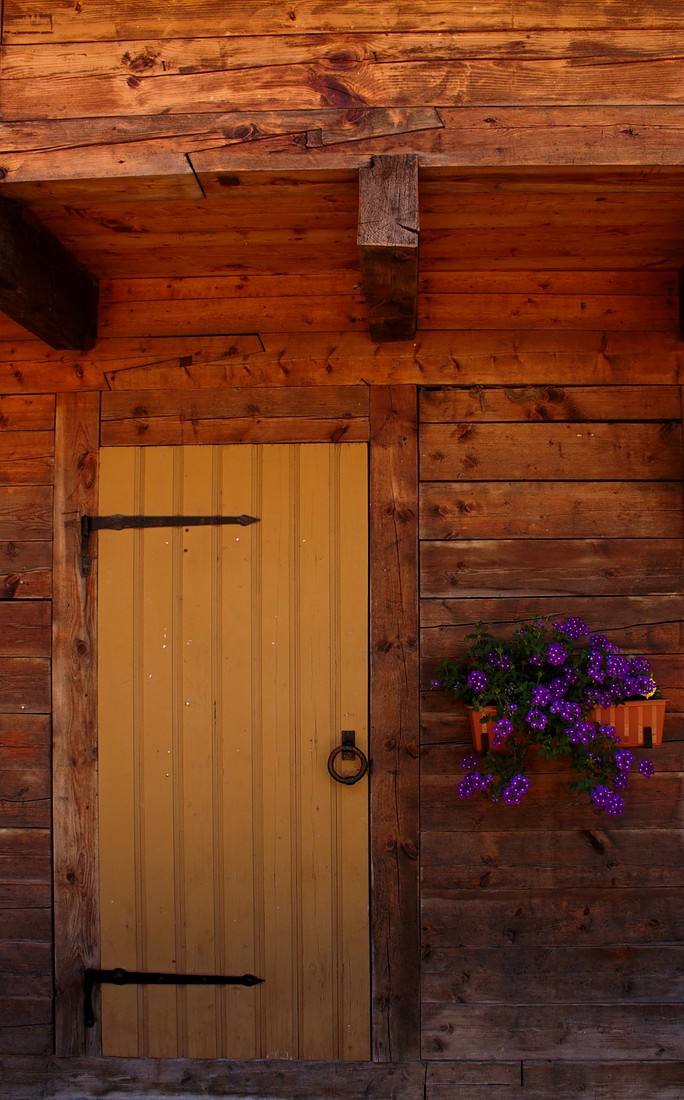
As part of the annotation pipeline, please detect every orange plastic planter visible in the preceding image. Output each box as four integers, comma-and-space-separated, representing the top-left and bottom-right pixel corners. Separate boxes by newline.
590, 699, 666, 748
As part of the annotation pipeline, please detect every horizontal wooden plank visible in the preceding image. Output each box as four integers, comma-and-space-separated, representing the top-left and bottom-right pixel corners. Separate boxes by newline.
420, 423, 682, 481
0, 396, 54, 431
6, 51, 684, 120
0, 1023, 53, 1055
100, 416, 370, 446
419, 482, 684, 540
0, 906, 51, 941
418, 594, 684, 647
101, 385, 370, 422
419, 384, 682, 422
0, 829, 51, 883
422, 830, 684, 889
420, 292, 676, 331
422, 887, 684, 947
0, 882, 51, 909
0, 941, 52, 997
422, 945, 684, 1004
97, 286, 680, 337
0, 487, 53, 541
0, 1054, 427, 1097
0, 605, 51, 657
421, 538, 684, 598
421, 768, 682, 830
100, 293, 369, 337
6, 2, 684, 42
0, 331, 681, 394
421, 1002, 684, 1060
8, 31, 684, 84
0, 659, 50, 713
522, 1061, 684, 1098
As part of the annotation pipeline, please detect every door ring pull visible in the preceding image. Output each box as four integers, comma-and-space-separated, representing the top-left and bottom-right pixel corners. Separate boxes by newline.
327, 731, 368, 785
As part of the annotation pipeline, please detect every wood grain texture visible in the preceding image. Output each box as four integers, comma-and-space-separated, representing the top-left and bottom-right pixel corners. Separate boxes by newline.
358, 155, 419, 341
369, 386, 420, 1061
52, 392, 100, 1057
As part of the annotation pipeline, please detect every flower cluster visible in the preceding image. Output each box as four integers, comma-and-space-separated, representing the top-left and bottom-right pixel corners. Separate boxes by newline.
434, 616, 658, 815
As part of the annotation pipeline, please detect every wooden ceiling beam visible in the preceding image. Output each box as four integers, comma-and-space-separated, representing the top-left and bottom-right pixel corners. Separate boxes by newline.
0, 196, 98, 350
358, 154, 419, 343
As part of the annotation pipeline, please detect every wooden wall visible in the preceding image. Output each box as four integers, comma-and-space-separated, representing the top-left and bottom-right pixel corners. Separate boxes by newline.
420, 383, 684, 1061
0, 396, 54, 1054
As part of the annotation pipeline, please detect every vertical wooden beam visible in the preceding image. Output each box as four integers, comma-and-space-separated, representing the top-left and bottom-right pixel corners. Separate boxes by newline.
369, 385, 420, 1060
53, 392, 101, 1056
358, 155, 419, 343
0, 197, 99, 350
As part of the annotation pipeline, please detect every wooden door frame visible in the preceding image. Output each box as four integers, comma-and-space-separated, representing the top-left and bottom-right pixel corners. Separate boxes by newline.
52, 385, 420, 1063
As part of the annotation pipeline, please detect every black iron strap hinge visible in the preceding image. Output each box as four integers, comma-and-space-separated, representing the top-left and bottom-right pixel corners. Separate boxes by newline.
80, 512, 260, 576
84, 966, 264, 1028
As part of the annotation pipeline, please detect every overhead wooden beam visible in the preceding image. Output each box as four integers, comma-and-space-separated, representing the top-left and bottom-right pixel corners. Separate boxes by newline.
358, 154, 419, 342
0, 196, 98, 350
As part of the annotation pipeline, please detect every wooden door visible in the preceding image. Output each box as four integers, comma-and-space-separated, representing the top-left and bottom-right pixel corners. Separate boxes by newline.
97, 444, 369, 1059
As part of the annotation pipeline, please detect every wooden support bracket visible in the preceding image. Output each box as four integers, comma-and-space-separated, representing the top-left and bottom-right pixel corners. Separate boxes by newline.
358, 154, 419, 343
0, 196, 99, 350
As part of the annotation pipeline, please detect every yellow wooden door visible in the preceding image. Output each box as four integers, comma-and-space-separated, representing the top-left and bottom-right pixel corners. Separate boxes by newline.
97, 444, 369, 1059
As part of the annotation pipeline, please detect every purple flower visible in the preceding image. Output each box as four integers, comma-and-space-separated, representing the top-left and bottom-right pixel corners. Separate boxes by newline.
492, 718, 514, 745
467, 668, 488, 694
614, 749, 635, 772
526, 709, 547, 730
555, 616, 590, 639
502, 773, 531, 805
547, 642, 568, 666
461, 754, 478, 771
531, 685, 551, 706
638, 759, 655, 778
613, 773, 629, 791
431, 678, 441, 688
604, 792, 626, 817
590, 784, 611, 808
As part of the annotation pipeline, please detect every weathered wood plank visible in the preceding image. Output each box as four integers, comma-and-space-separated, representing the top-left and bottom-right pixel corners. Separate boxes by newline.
0, 1055, 427, 1098
0, 940, 52, 997
420, 422, 682, 481
6, 1, 684, 41
423, 945, 684, 1004
0, 714, 51, 828
421, 293, 676, 331
0, 605, 51, 657
422, 888, 684, 948
0, 659, 50, 714
422, 830, 684, 890
421, 767, 682, 830
0, 331, 680, 394
419, 481, 684, 540
421, 538, 684, 598
420, 384, 682, 422
52, 392, 100, 1057
521, 1060, 684, 1098
101, 385, 370, 421
418, 594, 684, 648
369, 386, 420, 1060
101, 416, 370, 446
0, 828, 50, 882
358, 154, 419, 342
5, 51, 684, 119
422, 1002, 684, 1060
7, 31, 684, 84
0, 486, 53, 541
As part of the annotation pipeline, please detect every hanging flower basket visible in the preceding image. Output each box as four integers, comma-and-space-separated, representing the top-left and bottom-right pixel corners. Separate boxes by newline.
434, 616, 663, 816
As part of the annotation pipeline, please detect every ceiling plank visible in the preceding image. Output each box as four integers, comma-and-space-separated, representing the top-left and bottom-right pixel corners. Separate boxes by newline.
358, 154, 419, 343
0, 197, 99, 350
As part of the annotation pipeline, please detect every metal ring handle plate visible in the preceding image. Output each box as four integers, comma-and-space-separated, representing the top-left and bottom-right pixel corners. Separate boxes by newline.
327, 743, 368, 785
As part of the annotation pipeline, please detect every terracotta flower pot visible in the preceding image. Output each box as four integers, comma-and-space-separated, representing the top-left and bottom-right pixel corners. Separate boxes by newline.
590, 699, 666, 748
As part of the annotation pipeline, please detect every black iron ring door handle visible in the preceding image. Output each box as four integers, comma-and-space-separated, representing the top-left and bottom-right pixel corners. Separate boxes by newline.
327, 730, 369, 785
